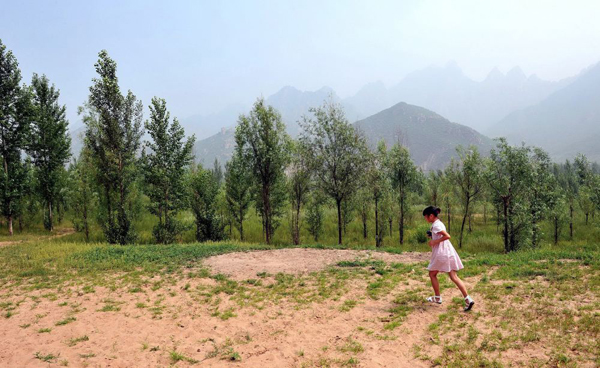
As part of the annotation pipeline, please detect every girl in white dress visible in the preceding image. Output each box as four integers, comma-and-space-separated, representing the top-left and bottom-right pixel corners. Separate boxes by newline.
423, 206, 475, 311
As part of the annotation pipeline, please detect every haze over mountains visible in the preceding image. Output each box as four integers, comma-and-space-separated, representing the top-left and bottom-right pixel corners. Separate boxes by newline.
70, 60, 600, 168
488, 61, 600, 162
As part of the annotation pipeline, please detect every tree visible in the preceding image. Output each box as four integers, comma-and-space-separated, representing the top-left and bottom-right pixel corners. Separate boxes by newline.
305, 191, 324, 242
299, 100, 368, 244
529, 148, 561, 247
28, 73, 71, 231
357, 187, 371, 240
0, 39, 32, 235
425, 170, 443, 207
82, 50, 143, 244
574, 154, 595, 224
189, 164, 225, 242
69, 148, 96, 241
212, 158, 223, 185
235, 98, 290, 244
288, 141, 311, 245
446, 146, 484, 248
485, 138, 533, 252
386, 143, 420, 245
224, 152, 252, 241
556, 160, 578, 240
368, 141, 390, 247
141, 97, 195, 244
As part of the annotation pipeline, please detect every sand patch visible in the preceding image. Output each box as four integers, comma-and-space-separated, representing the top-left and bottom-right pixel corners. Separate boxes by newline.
202, 248, 430, 280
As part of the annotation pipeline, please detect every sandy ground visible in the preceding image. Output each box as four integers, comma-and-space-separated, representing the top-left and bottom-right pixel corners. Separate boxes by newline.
0, 228, 75, 247
0, 249, 569, 367
203, 248, 430, 280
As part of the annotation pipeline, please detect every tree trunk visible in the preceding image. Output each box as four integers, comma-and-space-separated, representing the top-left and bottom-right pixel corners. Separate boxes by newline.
375, 197, 380, 247
585, 213, 589, 225
569, 204, 573, 240
8, 214, 13, 237
503, 198, 509, 253
483, 202, 487, 225
399, 195, 405, 245
48, 201, 54, 231
337, 198, 342, 245
459, 199, 470, 248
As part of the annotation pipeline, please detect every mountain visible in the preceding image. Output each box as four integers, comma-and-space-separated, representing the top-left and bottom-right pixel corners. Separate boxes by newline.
344, 62, 573, 132
178, 103, 247, 141
487, 62, 600, 161
265, 85, 342, 136
354, 102, 494, 170
194, 86, 343, 166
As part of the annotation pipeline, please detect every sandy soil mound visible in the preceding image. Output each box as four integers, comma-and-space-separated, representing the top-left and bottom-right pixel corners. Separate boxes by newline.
203, 248, 430, 280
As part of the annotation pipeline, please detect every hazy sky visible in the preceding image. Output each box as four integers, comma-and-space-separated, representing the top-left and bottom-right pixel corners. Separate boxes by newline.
2, 0, 600, 129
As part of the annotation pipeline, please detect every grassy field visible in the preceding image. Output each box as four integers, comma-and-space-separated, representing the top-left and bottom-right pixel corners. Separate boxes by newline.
0, 212, 598, 367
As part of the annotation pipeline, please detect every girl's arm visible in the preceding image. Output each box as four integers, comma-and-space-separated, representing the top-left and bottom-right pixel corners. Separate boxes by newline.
429, 230, 451, 246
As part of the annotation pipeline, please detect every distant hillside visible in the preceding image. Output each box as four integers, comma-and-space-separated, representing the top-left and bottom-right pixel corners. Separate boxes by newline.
487, 62, 600, 162
344, 61, 573, 131
354, 102, 494, 171
195, 100, 494, 171
266, 86, 344, 137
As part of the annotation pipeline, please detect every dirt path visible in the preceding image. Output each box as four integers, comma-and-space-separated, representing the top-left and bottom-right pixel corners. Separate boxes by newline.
203, 248, 431, 280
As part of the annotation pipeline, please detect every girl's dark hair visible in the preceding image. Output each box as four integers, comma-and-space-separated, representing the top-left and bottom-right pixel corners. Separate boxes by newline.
423, 206, 441, 217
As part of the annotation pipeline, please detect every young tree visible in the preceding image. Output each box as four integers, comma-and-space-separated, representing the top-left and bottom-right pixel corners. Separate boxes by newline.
288, 141, 311, 245
357, 187, 371, 240
0, 39, 32, 235
305, 191, 324, 242
485, 138, 533, 252
141, 97, 195, 244
386, 143, 420, 245
212, 158, 223, 185
69, 148, 96, 241
368, 141, 390, 247
556, 160, 579, 240
425, 170, 443, 207
299, 100, 368, 244
189, 164, 225, 242
446, 146, 484, 248
224, 152, 252, 241
529, 148, 561, 247
235, 98, 290, 244
28, 73, 71, 231
82, 50, 143, 244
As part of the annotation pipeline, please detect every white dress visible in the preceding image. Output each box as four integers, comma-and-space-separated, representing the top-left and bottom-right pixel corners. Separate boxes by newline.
427, 219, 464, 272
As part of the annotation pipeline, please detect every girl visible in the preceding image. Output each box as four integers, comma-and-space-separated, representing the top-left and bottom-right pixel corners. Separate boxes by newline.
423, 206, 475, 311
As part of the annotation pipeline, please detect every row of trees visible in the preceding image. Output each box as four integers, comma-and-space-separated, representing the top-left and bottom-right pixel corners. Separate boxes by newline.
2, 39, 600, 251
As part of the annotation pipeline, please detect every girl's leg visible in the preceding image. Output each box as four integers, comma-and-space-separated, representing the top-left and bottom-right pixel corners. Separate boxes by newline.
448, 270, 468, 298
429, 270, 440, 296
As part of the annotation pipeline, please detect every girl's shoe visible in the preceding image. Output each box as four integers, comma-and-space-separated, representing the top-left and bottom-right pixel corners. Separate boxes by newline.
464, 295, 475, 311
427, 295, 442, 304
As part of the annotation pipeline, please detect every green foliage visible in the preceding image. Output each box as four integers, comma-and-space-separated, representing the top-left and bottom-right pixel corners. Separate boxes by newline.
288, 141, 311, 244
485, 138, 534, 252
305, 191, 324, 242
225, 149, 252, 241
300, 99, 369, 244
0, 39, 33, 236
28, 73, 71, 231
141, 97, 195, 244
235, 98, 290, 244
189, 165, 225, 242
68, 148, 96, 241
446, 146, 484, 248
82, 50, 143, 244
386, 143, 422, 244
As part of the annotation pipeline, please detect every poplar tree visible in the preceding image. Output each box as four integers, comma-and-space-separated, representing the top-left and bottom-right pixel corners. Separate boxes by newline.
141, 97, 195, 244
485, 138, 533, 252
235, 98, 290, 244
386, 143, 420, 245
288, 141, 311, 245
0, 39, 32, 235
299, 100, 368, 244
446, 146, 484, 248
190, 164, 225, 242
29, 74, 71, 231
224, 151, 252, 241
83, 50, 143, 244
69, 148, 96, 241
